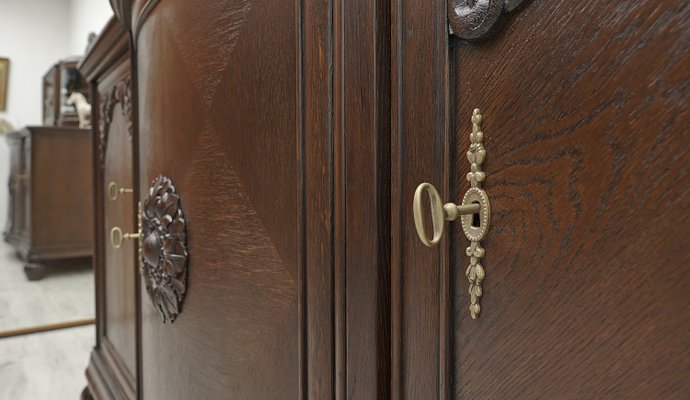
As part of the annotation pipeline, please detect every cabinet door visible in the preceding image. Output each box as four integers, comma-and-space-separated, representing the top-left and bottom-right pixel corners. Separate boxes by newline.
393, 1, 690, 399
136, 1, 303, 398
132, 0, 395, 396
97, 63, 138, 398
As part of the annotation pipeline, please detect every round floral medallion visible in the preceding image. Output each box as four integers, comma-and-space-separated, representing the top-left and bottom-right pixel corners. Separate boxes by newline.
140, 175, 188, 323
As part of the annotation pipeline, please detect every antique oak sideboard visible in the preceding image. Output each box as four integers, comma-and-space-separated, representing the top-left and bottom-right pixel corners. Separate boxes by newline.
81, 1, 690, 399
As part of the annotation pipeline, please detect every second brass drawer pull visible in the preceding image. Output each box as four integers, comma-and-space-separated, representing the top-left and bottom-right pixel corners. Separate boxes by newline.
107, 181, 133, 201
110, 226, 140, 249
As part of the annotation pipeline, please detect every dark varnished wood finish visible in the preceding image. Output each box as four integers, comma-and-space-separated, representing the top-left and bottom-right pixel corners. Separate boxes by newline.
3, 127, 93, 280
302, 0, 336, 396
129, 0, 393, 398
394, 0, 690, 399
80, 16, 137, 400
136, 1, 300, 398
391, 0, 451, 397
85, 0, 393, 398
101, 61, 137, 389
448, 2, 690, 398
85, 0, 690, 399
337, 0, 392, 398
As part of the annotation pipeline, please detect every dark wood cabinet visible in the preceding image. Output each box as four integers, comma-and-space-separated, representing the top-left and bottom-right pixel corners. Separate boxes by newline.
81, 1, 690, 399
3, 127, 93, 280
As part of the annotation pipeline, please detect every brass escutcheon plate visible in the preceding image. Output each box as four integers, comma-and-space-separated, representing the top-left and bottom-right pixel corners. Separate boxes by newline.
460, 187, 490, 242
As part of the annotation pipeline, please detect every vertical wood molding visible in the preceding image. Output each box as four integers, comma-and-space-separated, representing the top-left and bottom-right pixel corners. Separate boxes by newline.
336, 0, 392, 398
301, 0, 336, 398
301, 1, 392, 398
392, 0, 451, 398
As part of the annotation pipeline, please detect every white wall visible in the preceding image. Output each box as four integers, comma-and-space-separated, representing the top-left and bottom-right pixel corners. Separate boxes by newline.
0, 0, 73, 127
0, 0, 113, 229
69, 0, 114, 56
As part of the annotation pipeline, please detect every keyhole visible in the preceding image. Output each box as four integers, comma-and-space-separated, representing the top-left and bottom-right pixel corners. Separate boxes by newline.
472, 201, 481, 227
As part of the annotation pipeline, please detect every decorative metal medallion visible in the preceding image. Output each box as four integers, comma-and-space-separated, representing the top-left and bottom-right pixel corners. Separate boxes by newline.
140, 175, 188, 323
463, 109, 490, 319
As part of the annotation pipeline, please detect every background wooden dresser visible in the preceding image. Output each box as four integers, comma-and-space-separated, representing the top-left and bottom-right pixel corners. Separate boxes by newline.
3, 127, 93, 280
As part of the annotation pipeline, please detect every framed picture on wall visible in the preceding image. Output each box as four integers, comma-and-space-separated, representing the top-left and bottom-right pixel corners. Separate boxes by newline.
0, 58, 9, 111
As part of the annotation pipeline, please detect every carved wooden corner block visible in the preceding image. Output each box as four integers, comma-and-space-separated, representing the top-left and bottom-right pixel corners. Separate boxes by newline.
448, 0, 526, 40
141, 175, 189, 323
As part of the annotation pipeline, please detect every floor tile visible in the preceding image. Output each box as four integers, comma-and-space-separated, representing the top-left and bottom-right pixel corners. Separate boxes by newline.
0, 325, 93, 400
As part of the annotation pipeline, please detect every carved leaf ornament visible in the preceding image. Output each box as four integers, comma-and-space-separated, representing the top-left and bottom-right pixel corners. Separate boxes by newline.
448, 0, 525, 40
141, 175, 189, 323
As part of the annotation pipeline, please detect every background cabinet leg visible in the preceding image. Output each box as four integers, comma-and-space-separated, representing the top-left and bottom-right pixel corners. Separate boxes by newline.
24, 263, 47, 281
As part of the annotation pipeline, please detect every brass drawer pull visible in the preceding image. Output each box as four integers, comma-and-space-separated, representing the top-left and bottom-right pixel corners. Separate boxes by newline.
412, 108, 492, 319
107, 181, 133, 201
110, 226, 140, 249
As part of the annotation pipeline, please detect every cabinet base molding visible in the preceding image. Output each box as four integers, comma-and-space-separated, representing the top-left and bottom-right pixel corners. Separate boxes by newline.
85, 345, 136, 400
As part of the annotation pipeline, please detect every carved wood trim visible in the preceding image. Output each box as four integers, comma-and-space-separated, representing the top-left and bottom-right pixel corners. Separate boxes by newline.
109, 0, 134, 30
448, 0, 526, 40
98, 76, 133, 170
140, 175, 188, 324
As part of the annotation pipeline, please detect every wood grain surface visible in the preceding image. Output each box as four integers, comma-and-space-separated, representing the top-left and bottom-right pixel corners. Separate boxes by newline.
136, 1, 301, 398
391, 0, 452, 398
86, 1, 690, 399
101, 65, 137, 383
447, 1, 690, 399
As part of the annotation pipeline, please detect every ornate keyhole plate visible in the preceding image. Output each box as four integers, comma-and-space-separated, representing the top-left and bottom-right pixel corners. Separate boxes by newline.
140, 175, 188, 323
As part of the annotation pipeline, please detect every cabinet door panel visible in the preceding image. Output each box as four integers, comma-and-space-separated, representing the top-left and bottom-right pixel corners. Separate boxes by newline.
137, 1, 300, 398
100, 71, 137, 381
394, 1, 690, 399
449, 2, 690, 398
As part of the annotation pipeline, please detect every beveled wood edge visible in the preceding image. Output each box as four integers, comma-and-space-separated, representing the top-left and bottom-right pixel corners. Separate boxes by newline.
131, 0, 161, 45
85, 353, 112, 400
86, 345, 135, 400
101, 339, 137, 399
391, 0, 452, 398
79, 17, 129, 82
